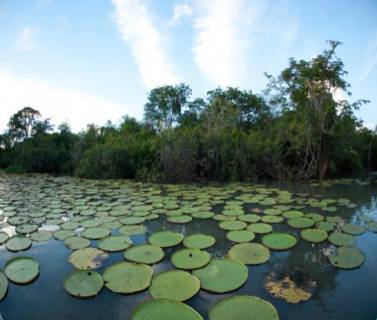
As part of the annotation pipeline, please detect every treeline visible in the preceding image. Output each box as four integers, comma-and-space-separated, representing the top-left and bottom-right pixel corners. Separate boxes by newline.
1, 41, 376, 182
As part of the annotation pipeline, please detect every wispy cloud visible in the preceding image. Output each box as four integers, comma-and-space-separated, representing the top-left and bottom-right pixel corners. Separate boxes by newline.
112, 0, 178, 88
0, 69, 131, 132
359, 33, 377, 83
169, 3, 193, 25
16, 26, 39, 51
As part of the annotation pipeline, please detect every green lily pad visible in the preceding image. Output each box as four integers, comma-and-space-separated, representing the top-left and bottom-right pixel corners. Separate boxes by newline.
103, 262, 153, 294
329, 246, 364, 269
183, 234, 216, 249
61, 221, 80, 230
328, 232, 355, 247
124, 244, 165, 264
81, 227, 111, 240
64, 236, 91, 250
4, 256, 40, 284
150, 270, 200, 301
341, 223, 366, 235
226, 230, 255, 243
6, 236, 32, 252
219, 221, 247, 231
167, 215, 192, 224
247, 223, 273, 234
53, 230, 75, 241
148, 231, 184, 248
301, 228, 328, 243
193, 258, 248, 293
0, 232, 9, 245
282, 210, 304, 219
262, 233, 297, 250
318, 221, 337, 232
261, 216, 284, 224
69, 248, 108, 269
228, 243, 270, 265
97, 235, 132, 252
305, 213, 324, 222
119, 225, 146, 236
238, 214, 261, 223
171, 249, 211, 270
30, 230, 51, 242
0, 270, 8, 300
132, 299, 203, 320
287, 217, 315, 229
15, 224, 38, 235
64, 270, 103, 298
209, 295, 279, 320
191, 211, 214, 219
120, 217, 146, 225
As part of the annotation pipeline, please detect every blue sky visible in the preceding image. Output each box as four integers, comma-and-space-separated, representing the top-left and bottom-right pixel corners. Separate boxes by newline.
0, 0, 376, 132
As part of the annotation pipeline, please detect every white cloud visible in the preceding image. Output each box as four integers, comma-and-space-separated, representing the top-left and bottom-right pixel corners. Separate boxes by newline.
170, 3, 193, 25
0, 69, 133, 133
359, 34, 377, 82
112, 0, 178, 88
17, 26, 39, 51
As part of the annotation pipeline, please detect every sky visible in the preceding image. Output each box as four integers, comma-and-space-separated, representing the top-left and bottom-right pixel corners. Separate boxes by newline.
0, 0, 376, 132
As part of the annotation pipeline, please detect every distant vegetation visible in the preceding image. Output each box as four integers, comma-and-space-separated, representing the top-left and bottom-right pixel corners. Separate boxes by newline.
1, 41, 376, 182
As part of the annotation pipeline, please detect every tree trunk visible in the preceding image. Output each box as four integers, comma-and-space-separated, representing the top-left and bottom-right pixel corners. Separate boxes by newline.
317, 137, 328, 182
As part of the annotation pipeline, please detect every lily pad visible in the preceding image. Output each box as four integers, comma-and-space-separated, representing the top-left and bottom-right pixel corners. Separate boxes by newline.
238, 214, 261, 223
64, 270, 103, 298
6, 236, 32, 252
15, 224, 38, 235
329, 246, 364, 269
0, 232, 9, 245
0, 270, 8, 300
183, 234, 215, 249
287, 217, 315, 229
226, 230, 255, 243
30, 230, 51, 242
103, 262, 153, 294
341, 223, 366, 235
208, 295, 279, 320
282, 210, 304, 219
150, 270, 200, 301
97, 235, 133, 252
300, 229, 328, 243
148, 231, 184, 248
193, 258, 248, 293
5, 256, 40, 284
318, 221, 336, 232
171, 249, 211, 270
69, 248, 108, 269
167, 215, 192, 224
132, 299, 203, 320
247, 223, 273, 234
262, 233, 297, 251
124, 244, 165, 264
261, 216, 284, 224
228, 243, 270, 265
328, 232, 355, 247
219, 221, 247, 231
53, 230, 75, 241
81, 227, 111, 240
119, 225, 146, 236
64, 236, 91, 250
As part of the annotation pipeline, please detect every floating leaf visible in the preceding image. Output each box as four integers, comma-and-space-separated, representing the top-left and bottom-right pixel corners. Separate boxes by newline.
228, 243, 270, 265
124, 244, 165, 264
329, 246, 364, 269
183, 234, 215, 249
6, 236, 32, 252
171, 248, 211, 270
5, 256, 39, 284
64, 270, 103, 298
148, 231, 184, 248
300, 228, 328, 243
69, 248, 108, 269
97, 235, 132, 252
262, 233, 297, 250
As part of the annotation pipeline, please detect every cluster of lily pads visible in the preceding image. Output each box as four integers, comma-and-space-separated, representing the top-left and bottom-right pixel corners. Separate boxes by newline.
0, 174, 376, 319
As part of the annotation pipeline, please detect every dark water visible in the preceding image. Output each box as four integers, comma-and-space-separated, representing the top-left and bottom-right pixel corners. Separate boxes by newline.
0, 181, 377, 320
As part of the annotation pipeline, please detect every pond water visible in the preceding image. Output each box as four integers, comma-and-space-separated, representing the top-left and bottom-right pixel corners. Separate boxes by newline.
0, 175, 376, 320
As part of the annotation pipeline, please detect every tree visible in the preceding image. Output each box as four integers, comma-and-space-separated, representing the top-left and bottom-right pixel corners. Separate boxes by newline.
144, 84, 192, 131
7, 107, 41, 142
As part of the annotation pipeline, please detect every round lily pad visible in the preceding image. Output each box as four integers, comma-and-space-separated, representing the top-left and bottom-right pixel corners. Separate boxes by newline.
0, 270, 8, 300
64, 270, 103, 298
219, 221, 247, 231
318, 221, 336, 232
228, 243, 270, 265
301, 228, 328, 243
5, 256, 40, 284
69, 248, 108, 269
209, 295, 279, 320
82, 227, 111, 240
120, 217, 145, 225
64, 236, 91, 250
193, 258, 248, 293
341, 223, 366, 235
287, 217, 315, 229
226, 230, 255, 243
103, 262, 153, 294
262, 233, 297, 251
30, 230, 51, 242
53, 230, 75, 241
328, 232, 355, 247
167, 215, 192, 224
150, 270, 200, 301
6, 236, 32, 252
148, 231, 184, 248
132, 299, 203, 320
171, 249, 211, 270
0, 232, 9, 245
124, 244, 165, 264
247, 223, 273, 234
119, 225, 146, 236
305, 213, 324, 222
97, 235, 132, 252
238, 214, 261, 223
329, 246, 364, 269
183, 234, 215, 249
15, 224, 38, 235
282, 210, 304, 219
191, 211, 214, 219
261, 216, 284, 224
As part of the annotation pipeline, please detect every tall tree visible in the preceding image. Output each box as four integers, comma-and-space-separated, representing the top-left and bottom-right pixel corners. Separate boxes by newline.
7, 107, 41, 141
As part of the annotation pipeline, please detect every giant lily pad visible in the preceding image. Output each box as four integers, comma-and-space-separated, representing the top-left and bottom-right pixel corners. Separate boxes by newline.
318, 221, 336, 232
226, 230, 255, 243
81, 227, 111, 240
228, 243, 270, 265
64, 236, 91, 250
148, 231, 184, 248
0, 270, 8, 300
328, 232, 355, 247
329, 246, 364, 269
97, 235, 132, 252
341, 223, 366, 235
193, 258, 248, 293
171, 249, 211, 270
64, 270, 103, 298
247, 223, 273, 234
262, 233, 297, 251
29, 230, 51, 242
132, 299, 203, 320
287, 217, 315, 229
53, 230, 75, 241
300, 228, 328, 243
149, 270, 200, 301
6, 236, 32, 252
15, 224, 38, 235
208, 295, 279, 320
4, 256, 39, 284
69, 248, 108, 269
183, 234, 215, 249
103, 262, 153, 294
0, 232, 9, 245
119, 225, 146, 236
261, 216, 284, 224
219, 221, 247, 231
167, 215, 192, 224
124, 244, 165, 264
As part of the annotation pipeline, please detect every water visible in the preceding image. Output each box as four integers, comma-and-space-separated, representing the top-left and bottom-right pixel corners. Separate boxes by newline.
0, 176, 376, 320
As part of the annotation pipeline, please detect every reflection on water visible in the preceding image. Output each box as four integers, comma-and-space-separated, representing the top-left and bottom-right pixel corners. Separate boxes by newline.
0, 181, 376, 320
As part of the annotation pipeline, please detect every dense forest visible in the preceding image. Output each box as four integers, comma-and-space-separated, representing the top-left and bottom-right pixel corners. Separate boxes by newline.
1, 41, 376, 182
